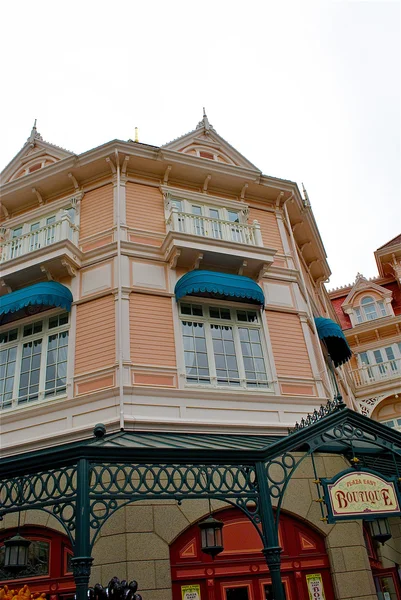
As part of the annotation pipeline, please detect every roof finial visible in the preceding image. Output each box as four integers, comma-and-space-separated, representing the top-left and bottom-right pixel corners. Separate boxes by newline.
302, 182, 311, 208
196, 108, 213, 131
27, 119, 43, 144
134, 127, 139, 143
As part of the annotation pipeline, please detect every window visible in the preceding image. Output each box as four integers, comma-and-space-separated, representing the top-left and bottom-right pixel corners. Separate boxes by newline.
168, 197, 251, 244
0, 312, 69, 410
354, 296, 387, 324
357, 343, 401, 384
4, 206, 77, 261
179, 302, 270, 388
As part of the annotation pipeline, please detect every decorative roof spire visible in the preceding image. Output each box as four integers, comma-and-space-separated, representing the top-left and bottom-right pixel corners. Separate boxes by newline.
196, 107, 213, 131
302, 182, 311, 208
27, 119, 43, 144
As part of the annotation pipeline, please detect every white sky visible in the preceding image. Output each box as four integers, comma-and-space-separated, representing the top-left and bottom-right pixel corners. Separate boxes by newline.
1, 0, 400, 289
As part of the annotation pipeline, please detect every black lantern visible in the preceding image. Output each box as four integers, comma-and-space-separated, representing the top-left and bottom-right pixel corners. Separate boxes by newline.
369, 518, 392, 545
198, 515, 224, 557
4, 534, 31, 569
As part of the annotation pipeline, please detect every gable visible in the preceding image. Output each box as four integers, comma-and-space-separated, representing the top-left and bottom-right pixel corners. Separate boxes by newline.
163, 112, 260, 171
1, 123, 74, 184
341, 274, 392, 310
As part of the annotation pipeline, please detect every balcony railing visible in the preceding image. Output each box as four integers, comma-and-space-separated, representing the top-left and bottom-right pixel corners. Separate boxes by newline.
350, 357, 401, 387
167, 208, 263, 247
0, 216, 79, 263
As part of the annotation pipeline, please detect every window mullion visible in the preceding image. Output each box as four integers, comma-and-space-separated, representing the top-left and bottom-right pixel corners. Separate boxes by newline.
205, 323, 217, 386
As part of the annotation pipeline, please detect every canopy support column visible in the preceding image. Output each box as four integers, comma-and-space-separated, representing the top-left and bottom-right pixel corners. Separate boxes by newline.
71, 458, 93, 600
255, 461, 285, 600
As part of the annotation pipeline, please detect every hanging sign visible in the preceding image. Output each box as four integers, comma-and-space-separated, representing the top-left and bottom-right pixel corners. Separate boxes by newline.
306, 573, 326, 600
181, 585, 201, 600
321, 468, 401, 523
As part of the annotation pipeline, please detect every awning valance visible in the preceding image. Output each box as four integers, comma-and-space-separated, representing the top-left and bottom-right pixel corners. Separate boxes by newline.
0, 282, 73, 319
314, 316, 352, 367
175, 270, 265, 305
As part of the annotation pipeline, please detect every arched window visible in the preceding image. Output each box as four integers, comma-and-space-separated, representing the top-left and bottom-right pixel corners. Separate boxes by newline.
354, 296, 387, 323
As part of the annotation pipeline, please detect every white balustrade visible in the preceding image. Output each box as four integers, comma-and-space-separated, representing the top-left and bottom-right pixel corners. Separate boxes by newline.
168, 209, 263, 247
0, 216, 79, 263
350, 357, 401, 387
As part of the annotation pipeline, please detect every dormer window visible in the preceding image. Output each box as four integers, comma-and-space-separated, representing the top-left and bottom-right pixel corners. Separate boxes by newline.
354, 296, 387, 324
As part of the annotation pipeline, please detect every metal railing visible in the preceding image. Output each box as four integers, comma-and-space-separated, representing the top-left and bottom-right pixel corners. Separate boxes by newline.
0, 216, 79, 263
167, 208, 264, 246
350, 357, 401, 387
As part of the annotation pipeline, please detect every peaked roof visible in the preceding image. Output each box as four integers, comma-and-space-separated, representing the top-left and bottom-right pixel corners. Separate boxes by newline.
163, 110, 261, 172
341, 273, 392, 308
377, 233, 401, 251
1, 121, 74, 183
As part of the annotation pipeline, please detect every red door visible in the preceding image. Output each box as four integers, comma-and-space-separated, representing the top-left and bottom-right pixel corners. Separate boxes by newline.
170, 508, 335, 600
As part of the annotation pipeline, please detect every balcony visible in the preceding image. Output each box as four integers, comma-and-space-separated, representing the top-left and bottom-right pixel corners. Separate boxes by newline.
350, 357, 401, 388
163, 208, 276, 278
0, 216, 81, 288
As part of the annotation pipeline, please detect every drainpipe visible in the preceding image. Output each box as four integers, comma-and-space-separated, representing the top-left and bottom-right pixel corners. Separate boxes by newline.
282, 195, 332, 397
115, 149, 125, 431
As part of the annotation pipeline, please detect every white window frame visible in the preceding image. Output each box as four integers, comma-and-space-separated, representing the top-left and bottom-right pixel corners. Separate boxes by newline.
177, 299, 273, 390
357, 342, 401, 383
0, 310, 70, 411
353, 295, 388, 324
10, 206, 76, 241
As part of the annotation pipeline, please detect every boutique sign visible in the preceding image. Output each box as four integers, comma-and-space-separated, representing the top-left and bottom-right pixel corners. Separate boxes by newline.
321, 469, 401, 523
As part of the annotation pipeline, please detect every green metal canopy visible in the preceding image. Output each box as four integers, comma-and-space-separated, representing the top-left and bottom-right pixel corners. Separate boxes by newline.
314, 316, 352, 367
0, 281, 73, 322
175, 270, 265, 305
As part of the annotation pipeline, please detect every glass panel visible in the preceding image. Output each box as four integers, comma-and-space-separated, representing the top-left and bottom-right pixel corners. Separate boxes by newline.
385, 347, 398, 371
182, 322, 210, 384
211, 325, 240, 386
363, 301, 378, 320
30, 222, 40, 251
46, 216, 57, 245
191, 205, 205, 236
225, 587, 249, 600
354, 307, 363, 323
228, 210, 243, 242
45, 331, 69, 397
208, 208, 223, 239
0, 345, 17, 409
210, 307, 231, 320
10, 227, 23, 258
239, 327, 268, 387
376, 574, 398, 599
18, 339, 42, 403
12, 227, 23, 238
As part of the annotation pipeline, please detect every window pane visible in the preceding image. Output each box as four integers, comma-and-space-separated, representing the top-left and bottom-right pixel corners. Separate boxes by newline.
211, 325, 239, 385
182, 322, 210, 384
240, 327, 268, 387
45, 331, 69, 397
19, 339, 43, 403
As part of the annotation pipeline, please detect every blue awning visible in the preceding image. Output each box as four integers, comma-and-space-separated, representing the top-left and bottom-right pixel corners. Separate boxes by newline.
0, 282, 73, 320
314, 317, 352, 367
175, 270, 265, 305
